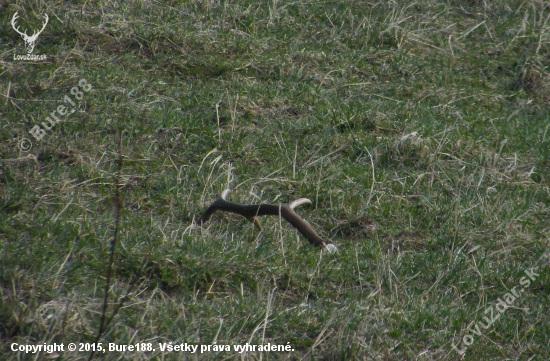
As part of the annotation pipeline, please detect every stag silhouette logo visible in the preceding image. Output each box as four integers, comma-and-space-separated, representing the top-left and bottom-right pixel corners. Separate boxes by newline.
11, 11, 48, 54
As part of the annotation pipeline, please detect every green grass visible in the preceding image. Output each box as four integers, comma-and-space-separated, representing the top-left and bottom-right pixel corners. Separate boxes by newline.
1, 0, 549, 360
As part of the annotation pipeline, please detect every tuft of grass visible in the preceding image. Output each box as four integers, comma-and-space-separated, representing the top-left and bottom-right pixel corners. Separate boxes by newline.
1, 0, 549, 360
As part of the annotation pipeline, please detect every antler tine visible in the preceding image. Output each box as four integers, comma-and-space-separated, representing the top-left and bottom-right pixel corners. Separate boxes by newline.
221, 188, 231, 200
196, 189, 336, 251
288, 198, 312, 210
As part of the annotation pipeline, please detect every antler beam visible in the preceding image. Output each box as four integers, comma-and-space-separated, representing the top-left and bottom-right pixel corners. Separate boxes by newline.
196, 189, 335, 251
11, 12, 27, 37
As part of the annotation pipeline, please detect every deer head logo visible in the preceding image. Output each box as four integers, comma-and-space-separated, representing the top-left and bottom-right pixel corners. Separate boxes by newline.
11, 11, 49, 54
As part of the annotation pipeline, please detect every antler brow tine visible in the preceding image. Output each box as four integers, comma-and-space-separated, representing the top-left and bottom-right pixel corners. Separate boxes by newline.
196, 189, 336, 251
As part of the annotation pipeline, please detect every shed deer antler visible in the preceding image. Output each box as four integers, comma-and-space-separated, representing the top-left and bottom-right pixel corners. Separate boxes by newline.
196, 189, 336, 252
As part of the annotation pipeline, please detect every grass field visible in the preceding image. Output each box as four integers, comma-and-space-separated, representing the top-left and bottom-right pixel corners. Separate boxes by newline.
1, 0, 549, 360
